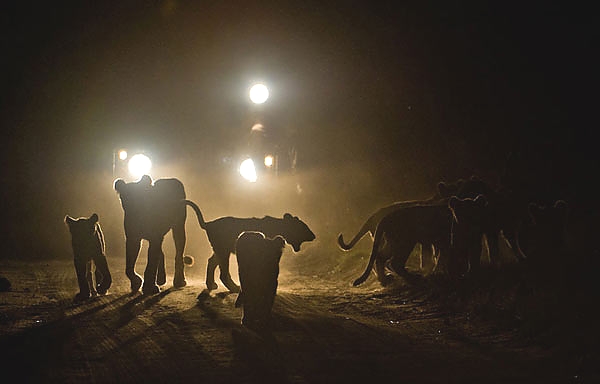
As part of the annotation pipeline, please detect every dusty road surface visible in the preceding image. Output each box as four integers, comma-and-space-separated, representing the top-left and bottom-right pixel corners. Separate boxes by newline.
0, 254, 596, 384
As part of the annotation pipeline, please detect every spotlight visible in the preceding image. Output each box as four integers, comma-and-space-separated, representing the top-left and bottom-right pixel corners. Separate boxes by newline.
264, 155, 274, 167
239, 158, 257, 182
128, 153, 152, 179
249, 83, 269, 104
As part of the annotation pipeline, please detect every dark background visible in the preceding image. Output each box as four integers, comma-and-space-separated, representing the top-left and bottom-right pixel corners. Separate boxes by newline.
1, 1, 596, 261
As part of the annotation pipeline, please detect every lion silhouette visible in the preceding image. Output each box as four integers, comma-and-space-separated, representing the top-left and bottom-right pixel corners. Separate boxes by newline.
65, 213, 112, 301
186, 201, 315, 292
352, 202, 455, 286
447, 195, 489, 275
337, 178, 471, 275
234, 231, 286, 332
114, 175, 199, 295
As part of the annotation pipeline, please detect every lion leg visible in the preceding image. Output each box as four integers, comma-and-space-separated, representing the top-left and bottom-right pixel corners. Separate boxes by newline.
420, 243, 435, 275
93, 252, 112, 295
388, 239, 413, 277
218, 252, 240, 293
503, 228, 526, 262
94, 265, 103, 292
157, 252, 166, 287
486, 230, 501, 267
206, 253, 219, 291
172, 224, 187, 288
126, 237, 143, 292
142, 237, 163, 295
87, 260, 97, 296
467, 236, 483, 274
375, 256, 394, 286
74, 258, 91, 301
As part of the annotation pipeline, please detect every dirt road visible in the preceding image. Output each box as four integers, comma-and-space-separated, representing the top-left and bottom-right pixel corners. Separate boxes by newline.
0, 257, 590, 383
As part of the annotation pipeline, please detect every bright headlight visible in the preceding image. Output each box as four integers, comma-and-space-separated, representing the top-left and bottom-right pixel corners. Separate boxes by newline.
128, 154, 152, 179
264, 155, 274, 167
239, 158, 257, 182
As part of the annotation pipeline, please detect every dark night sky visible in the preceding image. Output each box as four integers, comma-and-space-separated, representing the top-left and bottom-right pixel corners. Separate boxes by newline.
1, 1, 597, 256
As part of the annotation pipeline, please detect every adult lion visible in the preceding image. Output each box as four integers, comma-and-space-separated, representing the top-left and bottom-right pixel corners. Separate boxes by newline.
337, 178, 480, 252
185, 201, 315, 292
114, 175, 198, 295
337, 180, 464, 274
352, 201, 455, 287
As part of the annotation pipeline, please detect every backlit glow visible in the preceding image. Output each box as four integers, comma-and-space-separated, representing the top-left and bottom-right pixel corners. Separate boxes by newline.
251, 123, 265, 132
264, 155, 274, 167
118, 150, 128, 160
249, 84, 269, 104
239, 158, 257, 182
128, 154, 152, 179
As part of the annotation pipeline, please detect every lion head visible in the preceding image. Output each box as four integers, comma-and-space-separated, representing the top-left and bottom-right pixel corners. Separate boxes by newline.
280, 213, 315, 252
65, 213, 99, 244
113, 175, 153, 212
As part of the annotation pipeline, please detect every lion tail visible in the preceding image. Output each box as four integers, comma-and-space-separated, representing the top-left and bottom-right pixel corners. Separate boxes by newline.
352, 224, 385, 286
337, 218, 377, 251
339, 201, 417, 251
185, 200, 207, 229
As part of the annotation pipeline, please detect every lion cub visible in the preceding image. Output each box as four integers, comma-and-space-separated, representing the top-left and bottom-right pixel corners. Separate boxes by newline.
65, 213, 112, 301
234, 231, 286, 333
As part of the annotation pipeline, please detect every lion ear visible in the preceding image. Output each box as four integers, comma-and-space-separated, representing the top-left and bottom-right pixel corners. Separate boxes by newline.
437, 182, 450, 197
554, 200, 568, 211
474, 194, 488, 207
554, 200, 569, 220
283, 213, 293, 220
448, 196, 459, 210
90, 213, 99, 223
273, 236, 286, 249
114, 179, 125, 193
65, 215, 76, 225
139, 174, 152, 185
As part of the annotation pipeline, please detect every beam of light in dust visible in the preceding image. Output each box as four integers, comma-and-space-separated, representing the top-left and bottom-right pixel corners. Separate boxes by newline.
128, 154, 152, 179
249, 84, 269, 104
239, 158, 257, 182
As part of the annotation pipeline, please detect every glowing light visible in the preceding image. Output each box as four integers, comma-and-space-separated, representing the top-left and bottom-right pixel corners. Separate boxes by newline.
128, 154, 152, 179
239, 158, 257, 182
264, 155, 274, 167
251, 123, 265, 132
249, 83, 269, 104
118, 150, 128, 160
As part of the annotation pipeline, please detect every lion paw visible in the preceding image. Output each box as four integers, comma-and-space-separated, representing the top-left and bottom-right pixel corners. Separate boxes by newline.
381, 274, 395, 286
142, 284, 160, 295
173, 278, 187, 289
74, 292, 91, 302
157, 272, 167, 286
206, 281, 218, 291
97, 280, 111, 295
130, 275, 143, 292
225, 283, 241, 293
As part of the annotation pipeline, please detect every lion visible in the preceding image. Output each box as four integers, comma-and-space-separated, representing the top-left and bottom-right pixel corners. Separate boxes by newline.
234, 231, 286, 332
65, 213, 112, 301
114, 175, 198, 295
352, 202, 454, 286
337, 178, 472, 274
185, 200, 315, 292
447, 195, 489, 275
